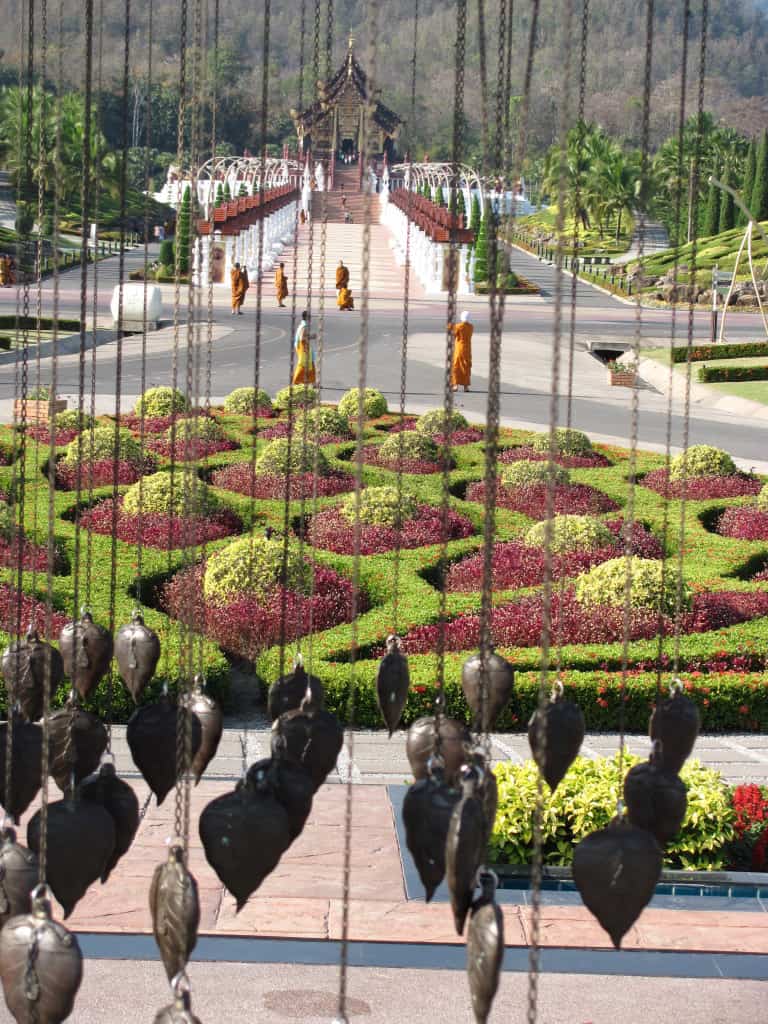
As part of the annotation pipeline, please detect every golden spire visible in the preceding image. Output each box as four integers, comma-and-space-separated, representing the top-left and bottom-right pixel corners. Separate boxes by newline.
347, 35, 354, 77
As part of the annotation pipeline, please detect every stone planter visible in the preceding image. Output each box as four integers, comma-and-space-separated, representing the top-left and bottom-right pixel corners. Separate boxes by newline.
13, 398, 67, 424
608, 370, 637, 388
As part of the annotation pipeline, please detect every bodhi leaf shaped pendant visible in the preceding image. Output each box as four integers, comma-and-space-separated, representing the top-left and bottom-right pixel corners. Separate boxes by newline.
181, 677, 223, 785
446, 765, 487, 936
1, 628, 64, 722
405, 715, 471, 788
623, 742, 687, 846
402, 762, 460, 901
48, 705, 108, 795
649, 680, 700, 775
376, 634, 410, 736
115, 610, 161, 704
0, 826, 38, 927
272, 701, 344, 792
0, 884, 83, 1024
267, 658, 324, 722
528, 680, 585, 792
247, 755, 314, 842
126, 697, 202, 804
461, 648, 514, 732
59, 610, 113, 701
0, 717, 42, 821
466, 871, 504, 1024
77, 761, 140, 883
149, 843, 200, 981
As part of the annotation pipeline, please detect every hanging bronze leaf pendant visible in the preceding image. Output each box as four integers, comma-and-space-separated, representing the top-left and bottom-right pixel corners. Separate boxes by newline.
199, 777, 292, 910
376, 635, 410, 736
272, 706, 344, 791
115, 610, 161, 704
1, 630, 64, 722
461, 649, 514, 731
27, 800, 116, 918
402, 768, 460, 901
0, 885, 82, 1024
528, 689, 585, 792
182, 681, 223, 784
59, 611, 114, 700
0, 718, 42, 821
405, 716, 471, 787
623, 759, 687, 846
0, 827, 38, 927
573, 815, 662, 948
126, 698, 202, 805
446, 768, 487, 935
154, 989, 203, 1024
649, 687, 700, 774
466, 872, 504, 1024
77, 762, 140, 882
149, 843, 200, 981
48, 706, 108, 795
267, 662, 324, 721
476, 758, 498, 849
247, 757, 314, 841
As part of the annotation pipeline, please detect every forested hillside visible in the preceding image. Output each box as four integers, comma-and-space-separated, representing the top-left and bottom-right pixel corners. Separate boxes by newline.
0, 0, 766, 158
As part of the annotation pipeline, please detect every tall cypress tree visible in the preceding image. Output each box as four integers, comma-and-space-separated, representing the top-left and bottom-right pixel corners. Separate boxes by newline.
751, 130, 768, 222
739, 139, 756, 225
215, 183, 224, 207
223, 181, 232, 202
435, 184, 445, 207
718, 169, 735, 233
469, 193, 481, 235
177, 186, 191, 275
703, 179, 719, 237
238, 183, 247, 197
473, 210, 489, 283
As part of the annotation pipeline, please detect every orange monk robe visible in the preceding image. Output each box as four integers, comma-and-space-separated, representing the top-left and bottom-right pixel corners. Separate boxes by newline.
292, 324, 317, 385
335, 264, 349, 290
337, 287, 354, 310
230, 267, 247, 309
275, 267, 288, 305
448, 321, 473, 387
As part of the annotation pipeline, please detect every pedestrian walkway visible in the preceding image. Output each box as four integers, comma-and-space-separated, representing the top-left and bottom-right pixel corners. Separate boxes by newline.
613, 215, 670, 265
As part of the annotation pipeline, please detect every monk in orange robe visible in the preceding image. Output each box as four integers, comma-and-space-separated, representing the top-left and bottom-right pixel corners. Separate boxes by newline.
230, 262, 247, 315
335, 260, 349, 292
337, 286, 354, 310
292, 310, 317, 384
448, 311, 473, 391
275, 262, 288, 307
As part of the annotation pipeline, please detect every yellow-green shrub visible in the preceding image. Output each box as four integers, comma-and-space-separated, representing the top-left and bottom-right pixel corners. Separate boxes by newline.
337, 387, 388, 419
203, 533, 311, 603
62, 426, 143, 467
273, 384, 317, 411
379, 430, 437, 462
501, 460, 570, 487
122, 471, 220, 517
574, 555, 687, 615
223, 387, 273, 414
530, 427, 592, 456
669, 444, 736, 481
134, 386, 189, 418
255, 438, 330, 476
341, 486, 419, 527
416, 409, 468, 436
525, 514, 614, 553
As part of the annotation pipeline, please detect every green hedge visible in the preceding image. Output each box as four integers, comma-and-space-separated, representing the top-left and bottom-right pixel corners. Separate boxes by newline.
673, 341, 768, 364
698, 364, 768, 383
0, 316, 80, 332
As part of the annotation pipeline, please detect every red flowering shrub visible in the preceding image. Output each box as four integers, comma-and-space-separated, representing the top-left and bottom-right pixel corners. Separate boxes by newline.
0, 584, 67, 636
256, 421, 349, 445
466, 481, 619, 518
0, 535, 54, 572
307, 504, 474, 555
431, 428, 484, 445
717, 507, 768, 540
362, 444, 447, 475
499, 445, 612, 468
145, 436, 238, 459
643, 468, 761, 499
211, 464, 354, 500
732, 784, 768, 838
382, 416, 419, 433
78, 497, 241, 549
445, 521, 661, 592
55, 457, 157, 490
27, 426, 79, 446
120, 409, 214, 433
162, 563, 363, 660
399, 588, 768, 654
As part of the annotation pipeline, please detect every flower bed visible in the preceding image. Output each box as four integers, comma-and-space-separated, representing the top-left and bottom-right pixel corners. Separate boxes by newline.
0, 534, 56, 572
256, 421, 350, 445
717, 506, 768, 541
0, 584, 68, 636
445, 521, 661, 591
361, 444, 448, 475
307, 503, 474, 555
78, 497, 241, 549
211, 463, 354, 500
498, 444, 612, 468
120, 409, 214, 433
642, 468, 761, 499
466, 480, 619, 517
399, 588, 768, 654
145, 436, 239, 459
55, 456, 156, 490
27, 426, 79, 446
162, 562, 363, 661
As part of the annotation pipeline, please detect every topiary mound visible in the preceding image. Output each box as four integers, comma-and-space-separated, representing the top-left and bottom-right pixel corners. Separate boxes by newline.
255, 438, 330, 476
122, 471, 221, 517
378, 430, 438, 463
61, 426, 144, 467
293, 406, 352, 440
337, 387, 388, 419
669, 445, 736, 481
525, 514, 615, 553
165, 416, 228, 443
273, 384, 318, 411
134, 387, 189, 418
416, 409, 469, 436
574, 556, 688, 615
55, 409, 94, 431
203, 533, 311, 603
501, 460, 570, 487
758, 484, 768, 512
530, 428, 593, 456
223, 387, 273, 415
340, 486, 419, 527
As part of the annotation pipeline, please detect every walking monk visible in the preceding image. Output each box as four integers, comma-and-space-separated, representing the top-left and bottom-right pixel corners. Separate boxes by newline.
230, 261, 248, 315
292, 310, 316, 384
335, 259, 349, 293
448, 310, 473, 392
337, 286, 354, 310
275, 262, 288, 307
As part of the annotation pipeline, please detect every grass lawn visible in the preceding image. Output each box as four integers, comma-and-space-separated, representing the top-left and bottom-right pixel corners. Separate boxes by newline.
701, 378, 768, 404
642, 347, 768, 404
514, 206, 633, 256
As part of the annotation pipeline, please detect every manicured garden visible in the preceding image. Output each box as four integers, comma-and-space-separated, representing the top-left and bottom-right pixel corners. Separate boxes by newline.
1, 388, 768, 737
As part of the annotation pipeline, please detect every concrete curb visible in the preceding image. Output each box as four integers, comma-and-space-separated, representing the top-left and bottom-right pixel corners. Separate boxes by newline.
638, 355, 768, 423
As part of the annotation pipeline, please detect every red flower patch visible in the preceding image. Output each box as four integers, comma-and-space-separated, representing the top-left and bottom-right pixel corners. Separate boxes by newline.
307, 504, 474, 555
55, 457, 156, 490
120, 409, 214, 434
256, 421, 349, 445
145, 437, 238, 460
26, 426, 79, 446
362, 444, 447, 475
466, 481, 619, 518
0, 534, 55, 572
717, 506, 768, 541
431, 428, 484, 445
78, 497, 241, 549
211, 464, 354, 500
498, 445, 612, 468
398, 588, 768, 654
162, 563, 363, 660
643, 468, 761, 499
0, 584, 67, 636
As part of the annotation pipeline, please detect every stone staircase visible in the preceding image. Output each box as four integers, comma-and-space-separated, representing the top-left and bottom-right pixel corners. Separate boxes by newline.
311, 163, 368, 223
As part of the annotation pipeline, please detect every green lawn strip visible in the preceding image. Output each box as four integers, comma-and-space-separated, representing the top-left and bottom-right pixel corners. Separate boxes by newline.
514, 208, 633, 257
698, 379, 768, 404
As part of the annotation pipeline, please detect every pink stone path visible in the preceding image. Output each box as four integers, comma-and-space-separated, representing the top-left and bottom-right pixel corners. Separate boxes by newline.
17, 779, 768, 955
